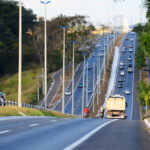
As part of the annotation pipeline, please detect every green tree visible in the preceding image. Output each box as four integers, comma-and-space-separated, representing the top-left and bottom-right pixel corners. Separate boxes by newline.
137, 81, 150, 113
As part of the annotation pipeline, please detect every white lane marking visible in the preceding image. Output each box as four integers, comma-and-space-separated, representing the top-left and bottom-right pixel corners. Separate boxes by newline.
130, 37, 136, 120
29, 124, 39, 127
51, 120, 57, 122
0, 130, 10, 134
64, 120, 117, 150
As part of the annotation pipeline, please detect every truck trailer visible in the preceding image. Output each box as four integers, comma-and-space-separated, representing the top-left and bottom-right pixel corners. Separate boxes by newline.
105, 94, 127, 119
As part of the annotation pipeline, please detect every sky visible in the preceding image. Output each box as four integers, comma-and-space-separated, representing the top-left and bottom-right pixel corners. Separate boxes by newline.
22, 0, 147, 26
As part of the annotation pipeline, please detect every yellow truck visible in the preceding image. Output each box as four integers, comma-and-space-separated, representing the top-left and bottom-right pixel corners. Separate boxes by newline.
106, 94, 127, 119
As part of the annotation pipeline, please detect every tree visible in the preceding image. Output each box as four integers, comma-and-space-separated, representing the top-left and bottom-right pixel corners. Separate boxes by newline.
0, 0, 37, 75
137, 81, 150, 113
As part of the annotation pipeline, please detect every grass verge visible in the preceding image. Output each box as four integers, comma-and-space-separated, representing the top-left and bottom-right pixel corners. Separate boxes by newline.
0, 67, 43, 104
0, 106, 73, 118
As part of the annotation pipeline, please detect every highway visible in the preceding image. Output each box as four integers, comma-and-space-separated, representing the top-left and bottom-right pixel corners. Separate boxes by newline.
55, 34, 114, 115
113, 32, 139, 120
0, 117, 149, 150
0, 33, 150, 150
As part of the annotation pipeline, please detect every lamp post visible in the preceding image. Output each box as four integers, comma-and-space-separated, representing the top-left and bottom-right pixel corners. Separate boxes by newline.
60, 25, 68, 113
40, 0, 51, 109
71, 40, 78, 115
86, 62, 88, 106
18, 0, 22, 108
93, 62, 95, 113
82, 52, 87, 118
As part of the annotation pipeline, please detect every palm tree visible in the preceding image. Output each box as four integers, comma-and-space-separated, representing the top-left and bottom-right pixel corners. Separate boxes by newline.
137, 81, 150, 113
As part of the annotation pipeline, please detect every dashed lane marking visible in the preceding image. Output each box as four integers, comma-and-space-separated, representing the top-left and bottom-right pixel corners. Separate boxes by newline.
28, 124, 39, 127
50, 120, 57, 122
0, 130, 10, 134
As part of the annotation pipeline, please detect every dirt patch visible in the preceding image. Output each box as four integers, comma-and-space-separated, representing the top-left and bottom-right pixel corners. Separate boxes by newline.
142, 71, 148, 84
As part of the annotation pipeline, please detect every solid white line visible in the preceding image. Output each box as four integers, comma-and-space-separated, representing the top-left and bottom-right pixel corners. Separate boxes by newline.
0, 130, 10, 134
130, 36, 136, 120
29, 124, 39, 127
63, 120, 117, 150
51, 120, 57, 122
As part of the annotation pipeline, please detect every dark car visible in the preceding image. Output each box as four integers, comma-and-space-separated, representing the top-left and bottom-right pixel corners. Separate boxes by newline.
117, 83, 123, 88
78, 82, 83, 88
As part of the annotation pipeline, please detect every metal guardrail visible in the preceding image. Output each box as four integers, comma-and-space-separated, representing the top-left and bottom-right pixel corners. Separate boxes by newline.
1, 100, 55, 112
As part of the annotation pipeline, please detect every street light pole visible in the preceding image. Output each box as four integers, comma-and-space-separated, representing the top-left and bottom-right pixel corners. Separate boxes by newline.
18, 0, 22, 108
71, 40, 78, 115
103, 38, 106, 85
40, 0, 51, 109
82, 54, 86, 118
93, 62, 95, 113
97, 58, 99, 104
86, 62, 88, 106
60, 26, 68, 114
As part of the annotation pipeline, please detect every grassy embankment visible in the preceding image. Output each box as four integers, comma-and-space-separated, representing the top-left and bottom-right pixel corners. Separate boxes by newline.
0, 106, 72, 118
0, 67, 43, 104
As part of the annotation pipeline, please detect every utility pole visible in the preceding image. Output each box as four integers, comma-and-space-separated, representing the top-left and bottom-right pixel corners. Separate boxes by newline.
98, 57, 101, 95
18, 0, 22, 108
60, 25, 68, 113
103, 38, 106, 85
93, 62, 95, 113
71, 40, 78, 115
86, 62, 88, 106
40, 0, 51, 109
82, 54, 86, 118
97, 59, 99, 105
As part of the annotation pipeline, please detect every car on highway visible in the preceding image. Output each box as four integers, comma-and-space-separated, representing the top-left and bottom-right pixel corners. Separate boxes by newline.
124, 89, 130, 95
129, 48, 133, 52
128, 56, 132, 61
65, 90, 71, 96
120, 71, 125, 76
122, 47, 126, 53
118, 78, 124, 82
128, 64, 133, 72
78, 82, 83, 88
87, 88, 92, 94
129, 45, 133, 48
87, 66, 92, 70
117, 83, 123, 88
120, 61, 124, 66
120, 64, 124, 69
0, 92, 6, 106
98, 52, 104, 56
96, 44, 101, 48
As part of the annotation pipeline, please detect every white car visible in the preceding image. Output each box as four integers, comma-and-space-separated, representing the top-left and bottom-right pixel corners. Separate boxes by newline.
97, 44, 101, 48
129, 48, 133, 52
65, 90, 71, 96
124, 89, 130, 95
120, 71, 125, 76
122, 47, 126, 52
128, 56, 132, 61
120, 61, 124, 66
98, 53, 104, 56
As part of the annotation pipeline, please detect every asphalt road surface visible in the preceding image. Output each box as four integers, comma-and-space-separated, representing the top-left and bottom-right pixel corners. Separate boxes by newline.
0, 117, 149, 150
62, 34, 114, 115
113, 32, 139, 120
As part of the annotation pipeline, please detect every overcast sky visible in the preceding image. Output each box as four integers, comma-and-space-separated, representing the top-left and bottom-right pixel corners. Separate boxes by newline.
22, 0, 147, 26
